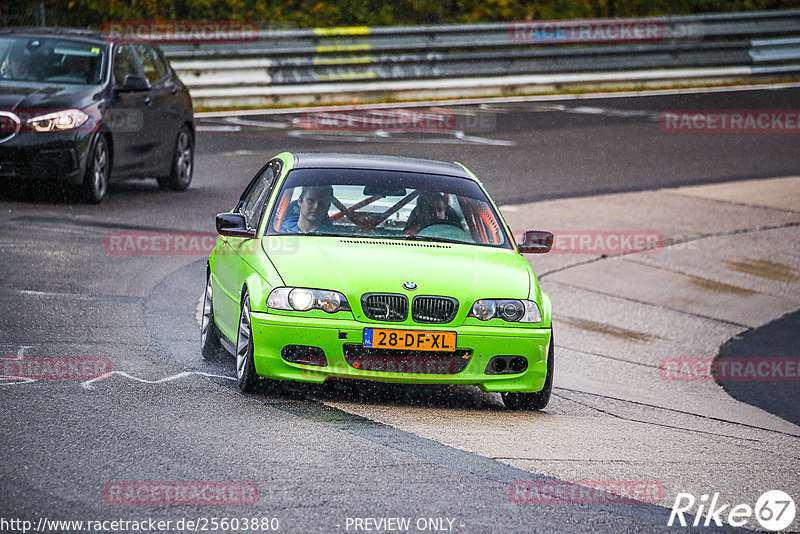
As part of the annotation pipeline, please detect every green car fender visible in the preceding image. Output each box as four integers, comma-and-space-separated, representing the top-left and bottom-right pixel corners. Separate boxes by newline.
241, 270, 269, 314
538, 291, 552, 329
522, 260, 551, 329
209, 238, 284, 315
239, 240, 285, 313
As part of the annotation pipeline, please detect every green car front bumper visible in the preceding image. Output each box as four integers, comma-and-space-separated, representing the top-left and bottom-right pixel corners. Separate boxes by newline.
249, 311, 551, 393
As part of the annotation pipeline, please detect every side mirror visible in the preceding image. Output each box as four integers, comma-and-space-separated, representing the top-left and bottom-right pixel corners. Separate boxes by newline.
518, 230, 553, 254
117, 74, 150, 92
216, 213, 256, 239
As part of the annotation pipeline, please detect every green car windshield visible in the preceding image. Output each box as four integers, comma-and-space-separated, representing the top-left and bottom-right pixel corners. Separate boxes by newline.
267, 168, 513, 249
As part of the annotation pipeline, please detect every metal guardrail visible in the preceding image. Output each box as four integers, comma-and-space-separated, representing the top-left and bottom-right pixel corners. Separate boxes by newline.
159, 10, 800, 106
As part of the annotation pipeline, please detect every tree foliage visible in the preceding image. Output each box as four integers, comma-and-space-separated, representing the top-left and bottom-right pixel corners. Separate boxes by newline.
4, 0, 800, 29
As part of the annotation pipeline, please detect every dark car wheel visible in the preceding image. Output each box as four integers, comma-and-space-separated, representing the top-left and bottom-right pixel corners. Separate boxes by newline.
81, 134, 110, 203
235, 292, 259, 392
502, 334, 554, 411
201, 270, 223, 360
158, 125, 193, 191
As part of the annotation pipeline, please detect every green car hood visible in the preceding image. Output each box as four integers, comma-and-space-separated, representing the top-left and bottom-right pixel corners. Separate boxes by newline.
263, 236, 533, 304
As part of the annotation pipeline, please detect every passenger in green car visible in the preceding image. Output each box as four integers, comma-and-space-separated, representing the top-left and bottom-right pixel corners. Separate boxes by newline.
281, 185, 336, 233
404, 192, 462, 236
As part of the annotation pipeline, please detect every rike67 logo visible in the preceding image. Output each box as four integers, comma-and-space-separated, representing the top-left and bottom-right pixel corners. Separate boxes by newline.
669, 490, 796, 531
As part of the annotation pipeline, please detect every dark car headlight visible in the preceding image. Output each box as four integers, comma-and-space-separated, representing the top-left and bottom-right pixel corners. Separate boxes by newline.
27, 109, 90, 132
469, 299, 541, 323
267, 287, 351, 313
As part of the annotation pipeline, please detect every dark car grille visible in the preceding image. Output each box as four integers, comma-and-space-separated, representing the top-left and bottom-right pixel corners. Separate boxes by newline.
0, 148, 78, 178
361, 293, 408, 322
343, 344, 471, 375
412, 296, 458, 324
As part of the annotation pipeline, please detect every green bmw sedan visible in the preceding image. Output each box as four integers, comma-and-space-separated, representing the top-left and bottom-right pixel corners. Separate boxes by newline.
203, 152, 554, 410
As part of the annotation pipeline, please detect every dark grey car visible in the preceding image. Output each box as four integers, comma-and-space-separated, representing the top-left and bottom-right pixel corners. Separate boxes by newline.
0, 27, 194, 202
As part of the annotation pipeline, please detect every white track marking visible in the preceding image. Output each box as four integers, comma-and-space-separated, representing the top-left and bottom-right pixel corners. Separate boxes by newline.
0, 377, 37, 386
453, 131, 516, 146
223, 117, 289, 129
1, 346, 39, 385
2, 344, 234, 389
286, 129, 515, 145
215, 149, 262, 156
195, 82, 800, 119
81, 370, 235, 390
195, 125, 242, 132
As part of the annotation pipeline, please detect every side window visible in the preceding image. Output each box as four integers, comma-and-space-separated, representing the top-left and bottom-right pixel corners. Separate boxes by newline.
112, 44, 139, 86
239, 161, 279, 230
134, 45, 168, 84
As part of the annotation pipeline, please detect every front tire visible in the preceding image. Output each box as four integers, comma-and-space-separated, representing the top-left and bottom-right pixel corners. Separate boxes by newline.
200, 270, 222, 360
81, 134, 110, 203
158, 125, 193, 191
502, 334, 554, 411
235, 292, 258, 392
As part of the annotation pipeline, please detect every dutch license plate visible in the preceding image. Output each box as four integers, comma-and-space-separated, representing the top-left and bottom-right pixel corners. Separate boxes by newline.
363, 328, 456, 351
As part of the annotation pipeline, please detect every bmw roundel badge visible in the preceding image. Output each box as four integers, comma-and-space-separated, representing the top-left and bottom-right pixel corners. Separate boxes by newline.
403, 281, 417, 291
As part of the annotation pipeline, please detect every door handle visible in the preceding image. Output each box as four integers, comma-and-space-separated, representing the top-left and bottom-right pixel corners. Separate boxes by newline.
143, 96, 151, 105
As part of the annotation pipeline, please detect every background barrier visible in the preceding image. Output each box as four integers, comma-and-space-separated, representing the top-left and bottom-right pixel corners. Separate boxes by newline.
155, 10, 800, 106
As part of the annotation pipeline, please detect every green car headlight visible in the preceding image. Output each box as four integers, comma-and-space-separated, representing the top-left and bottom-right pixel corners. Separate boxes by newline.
268, 287, 351, 314
470, 299, 541, 323
317, 290, 343, 313
471, 299, 496, 321
289, 288, 314, 311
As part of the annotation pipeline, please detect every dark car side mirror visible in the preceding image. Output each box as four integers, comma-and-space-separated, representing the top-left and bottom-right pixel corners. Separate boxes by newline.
216, 213, 256, 239
517, 230, 554, 254
117, 74, 150, 92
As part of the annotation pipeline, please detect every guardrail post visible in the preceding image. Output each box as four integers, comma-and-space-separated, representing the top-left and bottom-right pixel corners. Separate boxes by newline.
35, 2, 46, 27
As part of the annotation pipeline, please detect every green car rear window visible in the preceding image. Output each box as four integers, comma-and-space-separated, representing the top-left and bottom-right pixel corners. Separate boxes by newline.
266, 168, 512, 249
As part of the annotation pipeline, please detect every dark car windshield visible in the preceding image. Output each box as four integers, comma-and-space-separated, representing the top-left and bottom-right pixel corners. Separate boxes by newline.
0, 37, 105, 85
267, 168, 513, 249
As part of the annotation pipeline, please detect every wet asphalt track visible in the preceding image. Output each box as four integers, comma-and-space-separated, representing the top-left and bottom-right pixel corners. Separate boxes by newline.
1, 86, 798, 533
